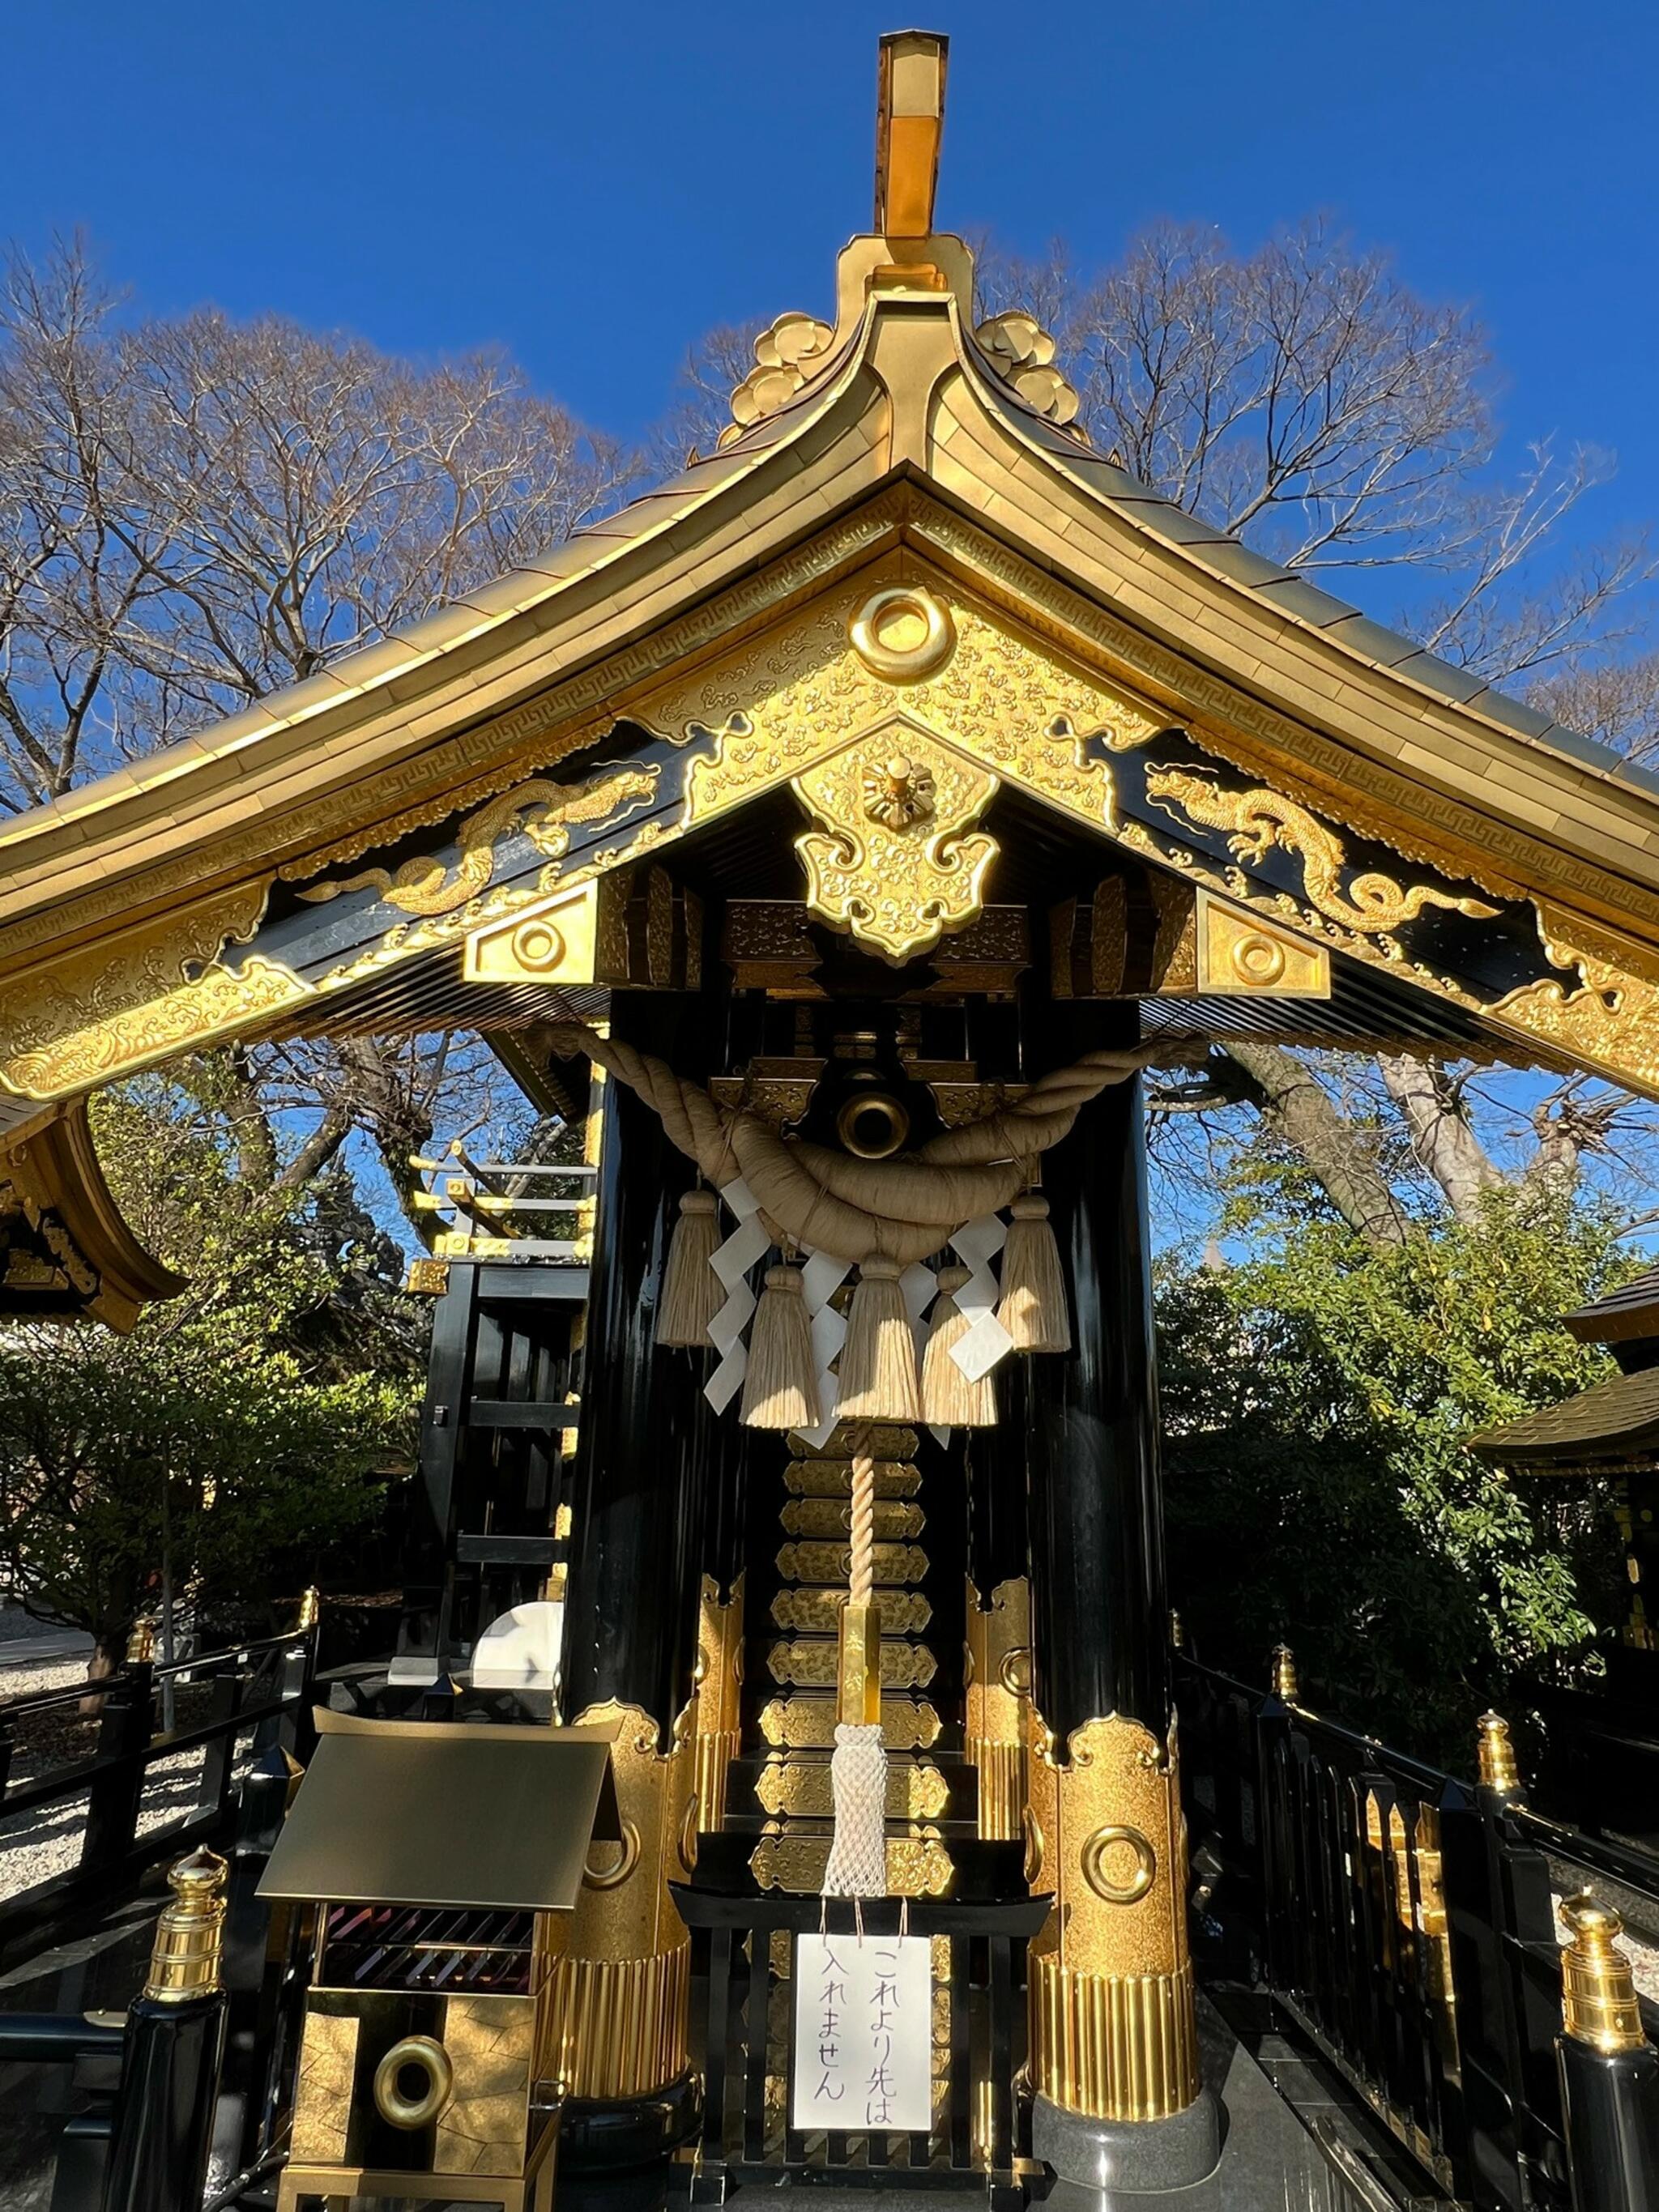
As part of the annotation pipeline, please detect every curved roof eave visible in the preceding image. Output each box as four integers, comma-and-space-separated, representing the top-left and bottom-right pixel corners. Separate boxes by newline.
953, 333, 1659, 817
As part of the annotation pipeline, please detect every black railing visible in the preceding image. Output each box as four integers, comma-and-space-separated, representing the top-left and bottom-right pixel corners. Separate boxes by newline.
0, 1617, 318, 1958
1178, 1653, 1659, 2211
673, 1843, 1043, 2209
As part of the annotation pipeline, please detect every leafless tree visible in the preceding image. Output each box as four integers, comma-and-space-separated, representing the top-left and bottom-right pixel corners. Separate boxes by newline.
0, 237, 634, 1226
977, 220, 1652, 685
0, 236, 634, 809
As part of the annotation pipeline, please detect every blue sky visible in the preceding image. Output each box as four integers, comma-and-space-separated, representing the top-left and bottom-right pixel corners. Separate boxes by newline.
7, 0, 1658, 563
10, 1, 1657, 1250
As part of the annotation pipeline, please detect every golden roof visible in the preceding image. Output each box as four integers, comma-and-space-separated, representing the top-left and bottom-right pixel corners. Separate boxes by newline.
2, 30, 1659, 1153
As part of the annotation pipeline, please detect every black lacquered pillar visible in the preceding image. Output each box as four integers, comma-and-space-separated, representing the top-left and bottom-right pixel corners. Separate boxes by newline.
549, 991, 720, 2137
1023, 1018, 1218, 2189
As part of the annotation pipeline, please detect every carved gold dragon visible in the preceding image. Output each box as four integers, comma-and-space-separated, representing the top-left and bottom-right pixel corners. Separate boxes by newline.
1145, 766, 1497, 936
299, 765, 659, 917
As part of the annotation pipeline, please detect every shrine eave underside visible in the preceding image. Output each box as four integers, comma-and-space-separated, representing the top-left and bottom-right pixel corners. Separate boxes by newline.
4, 239, 1659, 1133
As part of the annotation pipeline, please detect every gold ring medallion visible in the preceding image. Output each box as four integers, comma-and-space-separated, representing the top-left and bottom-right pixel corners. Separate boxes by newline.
373, 2035, 454, 2129
582, 1818, 642, 1890
836, 1089, 911, 1159
1080, 1822, 1157, 1905
849, 586, 956, 683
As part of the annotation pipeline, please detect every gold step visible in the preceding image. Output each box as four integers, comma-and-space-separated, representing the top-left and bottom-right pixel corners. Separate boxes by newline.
789, 1423, 917, 1459
786, 1457, 919, 1498
767, 1636, 936, 1690
770, 1585, 932, 1635
750, 1827, 953, 1897
778, 1540, 927, 1585
779, 1496, 925, 1541
755, 1754, 949, 1820
758, 1694, 940, 1750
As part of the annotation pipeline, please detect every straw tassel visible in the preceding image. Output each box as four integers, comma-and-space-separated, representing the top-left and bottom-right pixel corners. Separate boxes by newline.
656, 1187, 723, 1348
835, 1254, 921, 1422
921, 1264, 999, 1428
996, 1192, 1070, 1352
740, 1264, 819, 1430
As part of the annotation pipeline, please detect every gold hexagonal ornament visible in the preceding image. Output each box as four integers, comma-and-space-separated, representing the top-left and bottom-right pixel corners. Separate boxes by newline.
791, 721, 998, 965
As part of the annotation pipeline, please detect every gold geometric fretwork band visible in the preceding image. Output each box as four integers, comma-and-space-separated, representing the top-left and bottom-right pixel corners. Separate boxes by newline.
1025, 1709, 1201, 2123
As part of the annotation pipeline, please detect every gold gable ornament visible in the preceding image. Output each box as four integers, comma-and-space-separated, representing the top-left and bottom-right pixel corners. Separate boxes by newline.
793, 722, 998, 965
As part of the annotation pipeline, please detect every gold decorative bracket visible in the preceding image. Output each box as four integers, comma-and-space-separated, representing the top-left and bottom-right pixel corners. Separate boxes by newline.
793, 718, 998, 965
463, 879, 599, 987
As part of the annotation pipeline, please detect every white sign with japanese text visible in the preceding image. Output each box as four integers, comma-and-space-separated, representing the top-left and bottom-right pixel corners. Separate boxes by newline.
791, 1930, 933, 2133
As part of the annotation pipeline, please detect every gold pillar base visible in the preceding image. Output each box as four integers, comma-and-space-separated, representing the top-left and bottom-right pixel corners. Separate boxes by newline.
542, 1936, 691, 2101
540, 1701, 696, 2102
693, 1728, 741, 1833
693, 1574, 744, 1832
964, 1737, 1026, 1841
965, 1578, 1030, 1841
1026, 1708, 1201, 2125
1029, 1951, 1200, 2121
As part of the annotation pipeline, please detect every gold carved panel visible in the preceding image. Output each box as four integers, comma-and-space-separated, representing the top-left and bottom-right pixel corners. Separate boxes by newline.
793, 722, 997, 963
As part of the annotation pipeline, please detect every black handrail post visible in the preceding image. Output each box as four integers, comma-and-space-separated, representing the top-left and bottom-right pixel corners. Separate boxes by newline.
284, 1588, 321, 1764
1555, 1895, 1659, 2212
80, 1623, 154, 1882
1440, 1711, 1555, 2210
199, 1654, 250, 1824
1255, 1645, 1300, 1997
223, 1737, 301, 2171
102, 1848, 230, 2212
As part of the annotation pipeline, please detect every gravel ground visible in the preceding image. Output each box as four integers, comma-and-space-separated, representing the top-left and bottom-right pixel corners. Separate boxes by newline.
0, 1655, 253, 1905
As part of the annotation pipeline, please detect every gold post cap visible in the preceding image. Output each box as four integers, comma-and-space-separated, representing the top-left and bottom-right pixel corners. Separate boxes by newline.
1559, 1893, 1648, 2052
126, 1616, 155, 1664
1476, 1711, 1524, 1798
1269, 1643, 1299, 1702
143, 1848, 228, 2002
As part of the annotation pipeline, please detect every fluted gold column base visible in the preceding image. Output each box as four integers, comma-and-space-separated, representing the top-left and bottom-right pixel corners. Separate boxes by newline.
693, 1574, 744, 1832
1030, 1952, 1200, 2122
965, 1577, 1030, 1842
1025, 1707, 1202, 2126
693, 1728, 741, 1832
542, 1937, 691, 2101
539, 1701, 696, 2102
965, 1737, 1025, 1840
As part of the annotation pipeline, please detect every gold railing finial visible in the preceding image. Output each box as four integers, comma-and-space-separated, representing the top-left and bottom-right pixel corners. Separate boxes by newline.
295, 1585, 320, 1631
1476, 1711, 1523, 1799
143, 1848, 228, 2003
1269, 1643, 1299, 1702
1559, 1893, 1648, 2053
874, 31, 949, 238
126, 1616, 155, 1665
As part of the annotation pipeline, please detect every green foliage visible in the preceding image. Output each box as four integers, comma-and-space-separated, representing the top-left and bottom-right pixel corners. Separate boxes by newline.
1159, 1191, 1633, 1760
0, 1072, 418, 1661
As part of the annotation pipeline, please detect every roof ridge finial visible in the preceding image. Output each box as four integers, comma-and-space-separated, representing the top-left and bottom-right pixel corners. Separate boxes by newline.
874, 30, 949, 238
